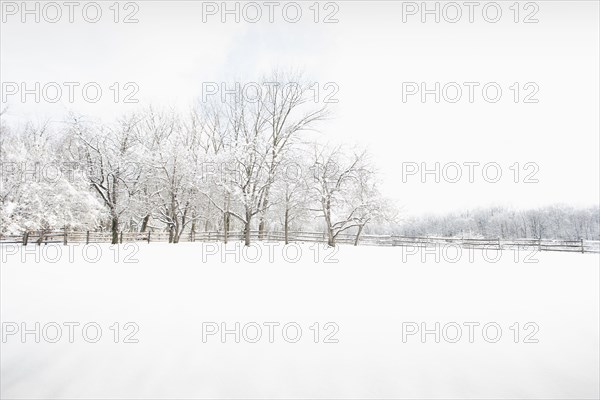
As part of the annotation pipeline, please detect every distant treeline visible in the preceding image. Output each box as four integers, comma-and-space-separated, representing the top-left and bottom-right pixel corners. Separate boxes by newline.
394, 206, 600, 240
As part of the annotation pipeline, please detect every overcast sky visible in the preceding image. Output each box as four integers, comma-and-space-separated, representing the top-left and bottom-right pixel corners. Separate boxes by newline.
1, 1, 598, 215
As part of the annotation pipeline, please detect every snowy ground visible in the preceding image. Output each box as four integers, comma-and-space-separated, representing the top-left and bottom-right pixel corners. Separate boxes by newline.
1, 242, 598, 399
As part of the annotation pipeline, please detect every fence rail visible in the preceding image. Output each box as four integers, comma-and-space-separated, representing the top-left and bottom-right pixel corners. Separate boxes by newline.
1, 230, 599, 253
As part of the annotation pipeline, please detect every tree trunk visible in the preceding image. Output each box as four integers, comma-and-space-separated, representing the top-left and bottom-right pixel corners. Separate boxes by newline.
258, 218, 266, 241
325, 203, 335, 247
204, 197, 211, 232
111, 214, 119, 245
327, 224, 335, 247
258, 184, 271, 240
284, 208, 289, 245
174, 212, 186, 244
223, 212, 229, 244
223, 195, 230, 244
327, 233, 335, 247
354, 224, 364, 246
140, 214, 150, 232
258, 198, 267, 240
244, 221, 251, 246
244, 211, 252, 246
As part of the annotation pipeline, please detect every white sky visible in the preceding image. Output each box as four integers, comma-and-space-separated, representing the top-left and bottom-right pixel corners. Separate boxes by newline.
1, 1, 598, 215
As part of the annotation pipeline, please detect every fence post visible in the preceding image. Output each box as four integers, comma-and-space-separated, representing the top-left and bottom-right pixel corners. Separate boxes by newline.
23, 231, 29, 246
497, 238, 501, 250
120, 231, 123, 244
538, 237, 541, 252
581, 238, 584, 254
63, 226, 68, 245
86, 231, 90, 245
147, 232, 151, 244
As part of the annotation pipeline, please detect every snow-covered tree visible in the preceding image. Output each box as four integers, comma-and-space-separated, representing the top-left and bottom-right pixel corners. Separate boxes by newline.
308, 144, 382, 247
67, 114, 142, 244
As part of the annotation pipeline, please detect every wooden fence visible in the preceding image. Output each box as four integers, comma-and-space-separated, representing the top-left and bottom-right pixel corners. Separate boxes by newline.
0, 229, 599, 253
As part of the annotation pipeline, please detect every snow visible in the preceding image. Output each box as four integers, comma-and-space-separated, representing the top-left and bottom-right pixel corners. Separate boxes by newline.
1, 242, 599, 399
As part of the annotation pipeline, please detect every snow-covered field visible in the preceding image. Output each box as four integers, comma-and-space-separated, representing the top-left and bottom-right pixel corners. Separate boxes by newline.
1, 242, 598, 399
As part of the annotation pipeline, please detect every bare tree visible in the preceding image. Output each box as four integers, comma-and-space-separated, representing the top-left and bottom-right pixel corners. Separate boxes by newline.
309, 144, 379, 247
253, 71, 330, 239
270, 154, 312, 244
69, 115, 141, 244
